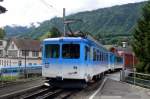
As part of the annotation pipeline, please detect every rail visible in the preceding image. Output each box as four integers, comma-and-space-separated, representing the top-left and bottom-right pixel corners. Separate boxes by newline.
120, 70, 150, 89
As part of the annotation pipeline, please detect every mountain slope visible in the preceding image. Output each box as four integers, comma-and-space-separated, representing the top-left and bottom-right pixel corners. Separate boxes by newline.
4, 1, 146, 39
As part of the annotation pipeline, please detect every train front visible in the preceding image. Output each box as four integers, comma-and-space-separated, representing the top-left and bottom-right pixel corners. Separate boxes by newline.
42, 37, 86, 88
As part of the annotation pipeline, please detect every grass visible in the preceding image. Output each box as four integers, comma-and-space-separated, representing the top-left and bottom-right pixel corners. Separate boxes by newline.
0, 76, 18, 81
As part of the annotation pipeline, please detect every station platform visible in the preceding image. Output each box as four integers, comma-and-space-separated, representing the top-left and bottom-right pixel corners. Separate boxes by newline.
94, 78, 150, 99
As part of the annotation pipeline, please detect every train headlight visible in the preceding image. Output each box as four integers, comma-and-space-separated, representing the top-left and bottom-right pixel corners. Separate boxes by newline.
44, 82, 50, 86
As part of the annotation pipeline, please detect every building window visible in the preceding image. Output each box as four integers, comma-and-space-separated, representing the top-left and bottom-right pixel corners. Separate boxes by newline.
8, 50, 17, 57
0, 41, 3, 46
7, 60, 8, 66
18, 60, 21, 66
11, 44, 14, 49
0, 50, 2, 55
32, 51, 39, 57
2, 60, 3, 66
22, 50, 29, 56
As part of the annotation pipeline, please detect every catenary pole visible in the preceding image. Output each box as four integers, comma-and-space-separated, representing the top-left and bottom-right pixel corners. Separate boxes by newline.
63, 8, 66, 36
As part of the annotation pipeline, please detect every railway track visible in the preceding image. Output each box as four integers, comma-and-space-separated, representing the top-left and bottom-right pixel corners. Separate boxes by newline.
22, 88, 80, 99
0, 84, 80, 99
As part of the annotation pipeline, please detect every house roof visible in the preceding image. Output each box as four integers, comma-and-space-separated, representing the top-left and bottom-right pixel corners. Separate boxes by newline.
110, 46, 133, 54
12, 38, 41, 51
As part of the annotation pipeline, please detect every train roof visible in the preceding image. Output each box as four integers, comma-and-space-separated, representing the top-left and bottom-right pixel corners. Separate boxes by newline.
44, 37, 83, 42
43, 37, 108, 52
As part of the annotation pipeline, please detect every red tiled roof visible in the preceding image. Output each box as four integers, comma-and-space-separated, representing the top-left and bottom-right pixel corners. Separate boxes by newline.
12, 38, 41, 51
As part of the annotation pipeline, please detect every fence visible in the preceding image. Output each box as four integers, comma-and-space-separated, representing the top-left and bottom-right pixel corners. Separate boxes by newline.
0, 67, 42, 87
120, 70, 150, 89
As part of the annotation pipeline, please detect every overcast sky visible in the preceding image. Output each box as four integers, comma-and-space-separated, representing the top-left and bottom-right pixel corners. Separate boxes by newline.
0, 0, 147, 27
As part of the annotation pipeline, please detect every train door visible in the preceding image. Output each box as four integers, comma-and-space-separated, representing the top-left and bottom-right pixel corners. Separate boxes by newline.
61, 43, 80, 78
84, 45, 92, 80
43, 44, 61, 77
108, 53, 115, 70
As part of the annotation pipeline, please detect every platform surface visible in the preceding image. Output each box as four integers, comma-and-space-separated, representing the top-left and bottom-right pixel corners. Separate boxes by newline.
94, 78, 150, 99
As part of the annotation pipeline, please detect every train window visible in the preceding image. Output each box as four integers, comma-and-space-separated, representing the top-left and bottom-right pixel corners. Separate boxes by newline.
100, 52, 102, 61
45, 44, 60, 58
97, 50, 99, 61
103, 53, 106, 62
99, 52, 101, 61
105, 53, 107, 62
116, 56, 123, 63
62, 44, 80, 59
85, 46, 90, 61
102, 53, 104, 61
93, 48, 96, 61
106, 54, 108, 62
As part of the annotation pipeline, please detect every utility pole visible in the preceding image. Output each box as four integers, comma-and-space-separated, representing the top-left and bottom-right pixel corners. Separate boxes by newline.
63, 8, 66, 37
24, 50, 27, 78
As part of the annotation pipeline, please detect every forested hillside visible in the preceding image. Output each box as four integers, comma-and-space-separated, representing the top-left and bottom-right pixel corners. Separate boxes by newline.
4, 2, 145, 42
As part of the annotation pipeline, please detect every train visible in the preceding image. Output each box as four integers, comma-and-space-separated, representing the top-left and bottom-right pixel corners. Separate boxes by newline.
42, 35, 123, 88
0, 65, 42, 77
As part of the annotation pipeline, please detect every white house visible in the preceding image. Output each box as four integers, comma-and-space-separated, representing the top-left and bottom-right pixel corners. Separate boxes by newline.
0, 38, 42, 67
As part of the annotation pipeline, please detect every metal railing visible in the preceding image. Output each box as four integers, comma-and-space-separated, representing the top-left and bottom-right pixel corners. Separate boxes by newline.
0, 68, 42, 87
120, 70, 150, 89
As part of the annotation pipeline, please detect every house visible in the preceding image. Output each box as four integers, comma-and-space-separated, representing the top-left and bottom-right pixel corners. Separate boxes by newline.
0, 38, 42, 67
0, 40, 7, 57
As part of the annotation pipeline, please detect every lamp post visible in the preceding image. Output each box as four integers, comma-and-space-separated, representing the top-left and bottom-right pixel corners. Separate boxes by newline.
23, 50, 28, 78
133, 53, 136, 85
121, 41, 127, 81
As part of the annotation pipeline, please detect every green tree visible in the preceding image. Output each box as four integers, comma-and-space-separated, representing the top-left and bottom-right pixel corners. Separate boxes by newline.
132, 1, 150, 73
94, 33, 102, 41
0, 28, 5, 39
49, 27, 61, 38
38, 27, 61, 40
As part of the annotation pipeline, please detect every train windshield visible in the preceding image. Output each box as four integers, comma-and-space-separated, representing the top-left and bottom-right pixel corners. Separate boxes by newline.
45, 44, 60, 58
62, 44, 80, 59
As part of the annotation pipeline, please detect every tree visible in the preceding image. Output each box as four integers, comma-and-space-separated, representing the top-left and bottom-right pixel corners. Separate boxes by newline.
38, 27, 61, 40
0, 28, 5, 39
132, 1, 150, 73
49, 27, 61, 38
0, 0, 7, 14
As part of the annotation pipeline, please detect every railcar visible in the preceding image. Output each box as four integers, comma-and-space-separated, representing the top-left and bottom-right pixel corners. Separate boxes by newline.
42, 36, 116, 88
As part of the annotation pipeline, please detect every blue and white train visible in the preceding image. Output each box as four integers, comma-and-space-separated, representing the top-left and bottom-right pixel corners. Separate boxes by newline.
42, 36, 123, 88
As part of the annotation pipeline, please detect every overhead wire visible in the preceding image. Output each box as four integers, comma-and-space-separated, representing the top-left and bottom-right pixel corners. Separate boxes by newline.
39, 0, 62, 16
